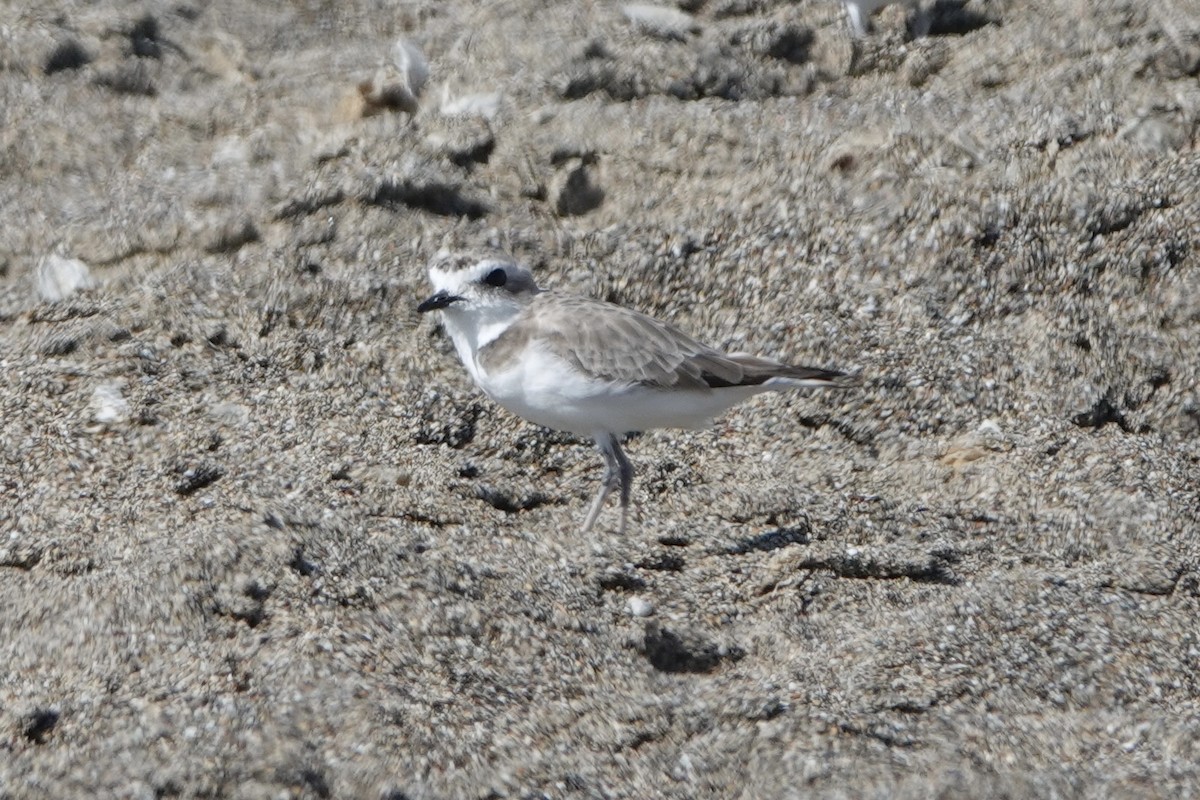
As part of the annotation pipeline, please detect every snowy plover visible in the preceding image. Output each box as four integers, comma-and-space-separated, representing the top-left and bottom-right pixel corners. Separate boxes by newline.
417, 252, 854, 534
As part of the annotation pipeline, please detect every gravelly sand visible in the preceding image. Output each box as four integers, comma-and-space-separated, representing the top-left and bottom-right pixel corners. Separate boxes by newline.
2, 0, 1199, 797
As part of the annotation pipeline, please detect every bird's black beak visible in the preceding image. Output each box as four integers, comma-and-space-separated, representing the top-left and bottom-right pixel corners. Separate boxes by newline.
417, 290, 462, 314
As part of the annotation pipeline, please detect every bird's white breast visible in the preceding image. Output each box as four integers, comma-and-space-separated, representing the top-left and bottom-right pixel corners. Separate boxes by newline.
471, 335, 763, 437
438, 302, 771, 437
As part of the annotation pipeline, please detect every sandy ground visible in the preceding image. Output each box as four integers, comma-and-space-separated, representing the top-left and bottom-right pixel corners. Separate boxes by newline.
2, 0, 1200, 797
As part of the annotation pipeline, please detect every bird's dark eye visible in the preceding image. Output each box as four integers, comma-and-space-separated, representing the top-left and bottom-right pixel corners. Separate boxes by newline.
483, 267, 507, 288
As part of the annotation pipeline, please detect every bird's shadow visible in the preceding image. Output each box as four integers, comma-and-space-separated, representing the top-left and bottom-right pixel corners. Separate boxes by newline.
724, 526, 811, 556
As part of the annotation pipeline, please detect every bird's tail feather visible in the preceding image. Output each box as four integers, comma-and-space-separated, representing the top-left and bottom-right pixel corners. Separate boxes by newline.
713, 353, 858, 390
763, 371, 859, 390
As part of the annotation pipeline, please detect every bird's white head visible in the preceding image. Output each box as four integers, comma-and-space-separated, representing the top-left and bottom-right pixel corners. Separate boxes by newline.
417, 252, 542, 356
418, 251, 541, 315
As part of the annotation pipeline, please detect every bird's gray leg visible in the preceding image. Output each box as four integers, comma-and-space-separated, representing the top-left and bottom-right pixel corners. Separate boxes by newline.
580, 435, 621, 534
845, 3, 869, 37
609, 437, 635, 536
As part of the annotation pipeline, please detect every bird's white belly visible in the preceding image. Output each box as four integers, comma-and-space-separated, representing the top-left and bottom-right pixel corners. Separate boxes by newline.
473, 342, 759, 436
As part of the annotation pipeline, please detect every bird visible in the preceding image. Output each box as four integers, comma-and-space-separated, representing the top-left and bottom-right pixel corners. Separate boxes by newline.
416, 252, 854, 534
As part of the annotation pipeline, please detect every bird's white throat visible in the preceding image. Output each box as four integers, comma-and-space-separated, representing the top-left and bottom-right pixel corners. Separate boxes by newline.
441, 302, 523, 380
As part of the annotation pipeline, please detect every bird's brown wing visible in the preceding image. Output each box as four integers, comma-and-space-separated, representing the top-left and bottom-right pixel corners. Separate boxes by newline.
482, 294, 844, 390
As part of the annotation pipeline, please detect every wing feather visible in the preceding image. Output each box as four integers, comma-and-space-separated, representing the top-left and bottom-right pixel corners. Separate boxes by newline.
477, 293, 844, 391
482, 293, 848, 390
526, 295, 745, 390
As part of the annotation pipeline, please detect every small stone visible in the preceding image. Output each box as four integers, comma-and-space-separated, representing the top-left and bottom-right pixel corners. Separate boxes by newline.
356, 38, 429, 117
842, 0, 923, 37
628, 596, 654, 617
357, 73, 420, 116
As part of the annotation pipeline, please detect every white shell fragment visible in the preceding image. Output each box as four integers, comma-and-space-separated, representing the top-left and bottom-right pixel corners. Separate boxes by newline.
391, 37, 429, 100
37, 254, 96, 303
621, 4, 699, 40
439, 89, 502, 119
90, 382, 130, 424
